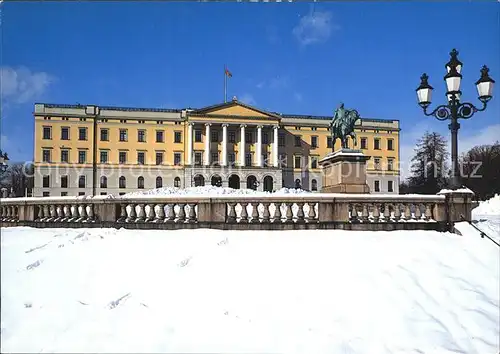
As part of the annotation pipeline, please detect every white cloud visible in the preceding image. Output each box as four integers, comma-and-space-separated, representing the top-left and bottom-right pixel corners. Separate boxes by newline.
1, 66, 55, 104
292, 10, 336, 46
256, 76, 290, 90
458, 124, 500, 154
239, 93, 256, 106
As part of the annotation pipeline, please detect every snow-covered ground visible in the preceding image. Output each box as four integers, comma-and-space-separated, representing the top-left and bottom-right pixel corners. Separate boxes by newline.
472, 194, 500, 243
124, 186, 311, 197
1, 226, 499, 353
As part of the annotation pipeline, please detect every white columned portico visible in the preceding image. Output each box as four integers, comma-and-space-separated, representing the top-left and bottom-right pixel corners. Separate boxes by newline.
204, 123, 211, 166
256, 125, 263, 167
187, 123, 193, 165
273, 125, 279, 167
221, 124, 228, 166
240, 124, 246, 167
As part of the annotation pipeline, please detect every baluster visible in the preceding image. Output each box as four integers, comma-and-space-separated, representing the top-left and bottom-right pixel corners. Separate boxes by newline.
227, 203, 237, 223
307, 202, 317, 222
0, 205, 4, 221
155, 204, 165, 223
273, 202, 282, 223
250, 202, 260, 223
8, 205, 13, 221
404, 204, 412, 221
383, 203, 391, 222
87, 204, 95, 222
53, 205, 62, 222
145, 204, 155, 222
424, 203, 432, 221
47, 205, 56, 222
414, 203, 422, 221
13, 206, 19, 221
177, 204, 186, 223
394, 203, 402, 222
285, 203, 293, 223
349, 204, 356, 222
361, 204, 369, 222
135, 204, 145, 222
372, 203, 380, 222
188, 203, 197, 222
240, 202, 248, 223
41, 205, 49, 221
262, 202, 271, 223
165, 204, 175, 223
296, 202, 305, 223
118, 204, 127, 222
78, 204, 87, 222
68, 205, 77, 222
126, 204, 136, 222
5, 206, 11, 221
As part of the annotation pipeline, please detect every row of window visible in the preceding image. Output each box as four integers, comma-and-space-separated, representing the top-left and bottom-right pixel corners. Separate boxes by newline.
42, 126, 395, 150
42, 175, 181, 189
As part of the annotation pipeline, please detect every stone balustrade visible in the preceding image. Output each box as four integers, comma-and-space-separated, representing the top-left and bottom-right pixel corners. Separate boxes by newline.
0, 192, 475, 231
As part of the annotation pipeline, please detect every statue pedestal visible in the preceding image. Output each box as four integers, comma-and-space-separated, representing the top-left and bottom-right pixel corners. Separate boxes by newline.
319, 149, 371, 194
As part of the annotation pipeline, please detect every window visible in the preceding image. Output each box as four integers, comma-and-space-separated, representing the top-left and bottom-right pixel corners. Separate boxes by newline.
79, 127, 87, 141
100, 128, 109, 141
156, 130, 164, 143
100, 192, 107, 196
174, 177, 181, 188
388, 139, 394, 151
138, 129, 146, 142
43, 175, 50, 188
360, 137, 367, 150
295, 126, 301, 130
155, 152, 163, 165
374, 138, 381, 150
195, 130, 202, 142
278, 133, 285, 147
194, 152, 202, 166
119, 151, 127, 164
294, 156, 302, 169
137, 176, 144, 189
61, 175, 68, 188
245, 131, 252, 144
78, 175, 86, 188
119, 176, 126, 188
294, 136, 301, 147
311, 179, 318, 191
119, 129, 128, 142
374, 180, 380, 192
263, 132, 269, 144
78, 150, 86, 164
43, 192, 50, 197
175, 131, 182, 143
211, 131, 218, 143
174, 153, 181, 165
100, 176, 107, 188
311, 136, 318, 148
78, 192, 85, 196
211, 152, 219, 165
100, 150, 108, 163
388, 158, 394, 171
137, 152, 145, 165
228, 153, 235, 165
156, 176, 163, 188
229, 131, 236, 143
43, 126, 51, 140
388, 180, 394, 192
311, 156, 318, 169
374, 157, 381, 170
245, 153, 252, 167
42, 149, 51, 162
60, 150, 69, 163
327, 137, 333, 149
61, 192, 67, 197
61, 127, 69, 140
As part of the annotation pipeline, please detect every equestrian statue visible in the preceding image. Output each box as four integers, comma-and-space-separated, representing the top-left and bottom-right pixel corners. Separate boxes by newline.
328, 103, 361, 151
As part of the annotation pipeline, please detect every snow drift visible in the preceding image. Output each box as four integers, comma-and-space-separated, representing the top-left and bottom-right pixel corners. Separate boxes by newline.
1, 226, 499, 353
124, 186, 310, 197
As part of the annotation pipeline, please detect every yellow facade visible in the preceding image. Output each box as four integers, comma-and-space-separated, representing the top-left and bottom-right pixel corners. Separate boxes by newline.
33, 100, 400, 195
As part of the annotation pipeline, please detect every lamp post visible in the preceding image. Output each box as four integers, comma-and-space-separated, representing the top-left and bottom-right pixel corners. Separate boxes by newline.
416, 48, 495, 189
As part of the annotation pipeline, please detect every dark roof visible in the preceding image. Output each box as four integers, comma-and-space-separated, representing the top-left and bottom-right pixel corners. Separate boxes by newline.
36, 103, 181, 113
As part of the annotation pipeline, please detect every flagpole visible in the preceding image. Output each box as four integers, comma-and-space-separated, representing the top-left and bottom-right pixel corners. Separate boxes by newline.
224, 64, 227, 103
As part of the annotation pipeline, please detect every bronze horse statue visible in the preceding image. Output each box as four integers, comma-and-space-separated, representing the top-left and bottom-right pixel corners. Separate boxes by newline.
329, 103, 360, 150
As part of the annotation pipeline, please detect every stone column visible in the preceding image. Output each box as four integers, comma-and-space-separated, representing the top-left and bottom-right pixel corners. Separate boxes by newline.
256, 125, 263, 167
240, 124, 246, 167
221, 124, 228, 167
204, 123, 211, 166
187, 123, 193, 165
273, 125, 279, 167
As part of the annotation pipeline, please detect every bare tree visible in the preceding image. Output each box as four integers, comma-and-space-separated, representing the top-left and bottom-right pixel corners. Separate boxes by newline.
0, 162, 34, 197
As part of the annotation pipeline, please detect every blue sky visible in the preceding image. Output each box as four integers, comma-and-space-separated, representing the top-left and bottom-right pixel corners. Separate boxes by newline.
1, 1, 499, 175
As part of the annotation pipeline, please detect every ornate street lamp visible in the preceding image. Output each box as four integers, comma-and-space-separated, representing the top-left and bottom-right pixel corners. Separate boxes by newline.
0, 150, 9, 174
416, 48, 495, 188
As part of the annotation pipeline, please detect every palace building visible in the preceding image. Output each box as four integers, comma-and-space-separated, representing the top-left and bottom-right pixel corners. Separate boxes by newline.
33, 98, 400, 197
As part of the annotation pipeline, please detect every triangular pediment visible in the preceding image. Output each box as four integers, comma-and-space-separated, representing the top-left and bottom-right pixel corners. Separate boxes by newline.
193, 101, 280, 119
